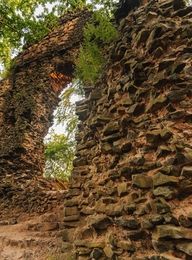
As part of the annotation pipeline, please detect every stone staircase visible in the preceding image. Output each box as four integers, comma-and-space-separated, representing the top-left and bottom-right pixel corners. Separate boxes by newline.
0, 210, 66, 260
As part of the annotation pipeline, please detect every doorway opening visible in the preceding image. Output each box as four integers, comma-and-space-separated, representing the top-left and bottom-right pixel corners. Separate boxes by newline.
44, 60, 84, 183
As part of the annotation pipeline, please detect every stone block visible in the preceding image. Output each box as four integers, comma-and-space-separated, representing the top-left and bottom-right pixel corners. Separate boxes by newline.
153, 186, 175, 199
154, 225, 192, 240
181, 166, 192, 178
176, 242, 192, 256
89, 214, 112, 230
152, 173, 179, 187
132, 174, 153, 188
64, 206, 79, 216
117, 182, 128, 196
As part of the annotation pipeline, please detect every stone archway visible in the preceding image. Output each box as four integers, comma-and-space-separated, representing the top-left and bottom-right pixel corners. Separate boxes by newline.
0, 10, 91, 217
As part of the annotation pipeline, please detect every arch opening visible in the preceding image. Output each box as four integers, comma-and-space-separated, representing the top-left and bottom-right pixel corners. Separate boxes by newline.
43, 60, 84, 183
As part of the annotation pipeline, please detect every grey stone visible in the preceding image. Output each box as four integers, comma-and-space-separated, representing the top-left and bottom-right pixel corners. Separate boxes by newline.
178, 215, 192, 228
64, 206, 79, 216
176, 242, 192, 256
150, 215, 164, 225
154, 225, 192, 240
127, 230, 147, 241
132, 174, 153, 188
75, 240, 105, 248
181, 166, 192, 177
163, 214, 179, 225
115, 217, 140, 230
106, 204, 123, 217
141, 219, 154, 230
152, 172, 179, 187
103, 245, 114, 258
63, 215, 80, 222
61, 242, 73, 251
90, 214, 112, 230
154, 200, 170, 214
103, 121, 119, 136
117, 182, 128, 196
124, 203, 136, 214
152, 239, 174, 253
188, 212, 192, 220
146, 129, 172, 144
117, 240, 135, 252
90, 248, 103, 259
153, 186, 175, 199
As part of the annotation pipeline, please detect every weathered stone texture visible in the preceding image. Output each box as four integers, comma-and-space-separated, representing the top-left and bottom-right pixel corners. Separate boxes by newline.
0, 10, 91, 216
63, 0, 192, 259
1, 0, 192, 259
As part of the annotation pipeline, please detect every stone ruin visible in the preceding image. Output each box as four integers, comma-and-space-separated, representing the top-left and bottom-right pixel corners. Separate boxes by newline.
0, 10, 91, 216
1, 0, 192, 259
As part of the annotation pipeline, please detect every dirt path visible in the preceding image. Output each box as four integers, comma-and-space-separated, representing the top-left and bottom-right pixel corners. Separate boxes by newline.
0, 209, 65, 260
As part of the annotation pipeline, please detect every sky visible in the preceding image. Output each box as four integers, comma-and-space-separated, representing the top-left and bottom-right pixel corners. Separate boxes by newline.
45, 90, 81, 140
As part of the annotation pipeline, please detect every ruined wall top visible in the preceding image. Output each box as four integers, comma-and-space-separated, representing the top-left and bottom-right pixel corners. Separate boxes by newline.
0, 9, 92, 194
14, 10, 91, 68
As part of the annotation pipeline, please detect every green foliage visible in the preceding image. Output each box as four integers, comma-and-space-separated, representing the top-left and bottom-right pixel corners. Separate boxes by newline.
44, 83, 80, 180
76, 9, 118, 84
0, 0, 118, 76
0, 0, 59, 74
45, 133, 75, 180
56, 85, 80, 136
43, 3, 118, 179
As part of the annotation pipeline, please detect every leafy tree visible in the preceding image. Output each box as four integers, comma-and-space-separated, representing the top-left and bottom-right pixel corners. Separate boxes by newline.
0, 0, 58, 73
45, 133, 75, 180
44, 83, 80, 180
0, 0, 118, 73
76, 9, 118, 84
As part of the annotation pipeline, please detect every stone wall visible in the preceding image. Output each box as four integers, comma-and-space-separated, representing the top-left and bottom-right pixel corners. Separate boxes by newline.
62, 1, 192, 259
0, 10, 91, 216
0, 0, 192, 258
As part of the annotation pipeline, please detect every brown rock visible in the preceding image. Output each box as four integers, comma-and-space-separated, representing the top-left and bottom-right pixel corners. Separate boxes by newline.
181, 166, 192, 178
64, 215, 80, 222
103, 121, 119, 136
117, 240, 135, 252
41, 222, 59, 231
64, 206, 79, 216
89, 214, 112, 230
176, 242, 192, 256
132, 174, 153, 188
103, 245, 114, 258
154, 225, 192, 240
153, 186, 175, 199
117, 182, 128, 196
152, 173, 179, 187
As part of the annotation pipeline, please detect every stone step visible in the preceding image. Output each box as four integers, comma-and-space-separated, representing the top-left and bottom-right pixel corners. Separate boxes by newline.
0, 235, 59, 248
